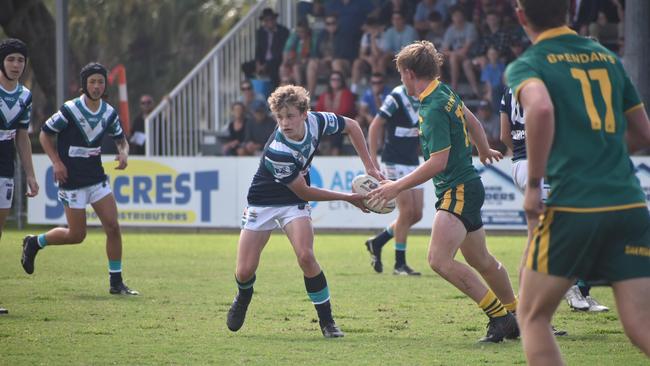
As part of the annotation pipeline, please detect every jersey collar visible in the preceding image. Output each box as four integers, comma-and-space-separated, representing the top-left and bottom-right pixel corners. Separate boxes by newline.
418, 79, 440, 101
533, 25, 576, 45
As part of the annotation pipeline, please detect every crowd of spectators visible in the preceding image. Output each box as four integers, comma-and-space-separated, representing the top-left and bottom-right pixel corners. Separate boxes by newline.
230, 0, 626, 156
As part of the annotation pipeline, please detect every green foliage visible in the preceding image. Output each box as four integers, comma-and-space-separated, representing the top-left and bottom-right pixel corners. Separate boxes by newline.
0, 231, 647, 365
41, 0, 253, 115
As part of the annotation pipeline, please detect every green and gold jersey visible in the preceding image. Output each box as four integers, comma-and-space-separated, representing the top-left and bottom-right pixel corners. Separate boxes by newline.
418, 79, 479, 197
506, 26, 645, 211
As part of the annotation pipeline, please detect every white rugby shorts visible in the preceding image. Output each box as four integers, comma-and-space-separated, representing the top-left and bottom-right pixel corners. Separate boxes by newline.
241, 204, 312, 231
511, 160, 549, 200
58, 180, 112, 209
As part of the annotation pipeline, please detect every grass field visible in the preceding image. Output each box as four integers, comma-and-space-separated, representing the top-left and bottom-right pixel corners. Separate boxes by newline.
0, 228, 646, 365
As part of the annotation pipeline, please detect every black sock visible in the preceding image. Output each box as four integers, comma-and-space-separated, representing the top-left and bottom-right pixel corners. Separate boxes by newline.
304, 271, 334, 324
371, 228, 394, 250
109, 272, 123, 287
236, 274, 256, 305
395, 250, 406, 267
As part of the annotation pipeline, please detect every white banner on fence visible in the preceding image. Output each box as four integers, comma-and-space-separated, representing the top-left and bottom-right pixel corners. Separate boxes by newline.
28, 155, 650, 230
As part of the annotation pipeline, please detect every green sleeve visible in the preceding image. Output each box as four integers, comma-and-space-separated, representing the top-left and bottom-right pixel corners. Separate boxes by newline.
621, 69, 643, 113
505, 58, 542, 101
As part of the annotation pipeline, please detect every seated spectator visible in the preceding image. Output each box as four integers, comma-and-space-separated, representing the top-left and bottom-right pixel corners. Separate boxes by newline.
378, 0, 416, 27
222, 102, 249, 156
315, 71, 356, 155
356, 73, 390, 136
442, 6, 479, 97
351, 16, 387, 94
476, 100, 505, 153
325, 0, 377, 69
382, 12, 418, 75
306, 15, 349, 97
237, 101, 277, 156
467, 11, 511, 70
425, 11, 445, 50
281, 21, 316, 89
413, 0, 439, 38
480, 46, 505, 112
241, 8, 290, 88
454, 0, 475, 22
472, 0, 511, 25
239, 80, 267, 119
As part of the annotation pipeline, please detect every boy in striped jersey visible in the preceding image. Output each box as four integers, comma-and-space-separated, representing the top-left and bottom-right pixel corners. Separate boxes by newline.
227, 85, 382, 338
0, 38, 39, 315
21, 63, 138, 296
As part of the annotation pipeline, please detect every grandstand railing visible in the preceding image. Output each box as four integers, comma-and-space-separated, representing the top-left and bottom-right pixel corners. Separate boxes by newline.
145, 0, 296, 156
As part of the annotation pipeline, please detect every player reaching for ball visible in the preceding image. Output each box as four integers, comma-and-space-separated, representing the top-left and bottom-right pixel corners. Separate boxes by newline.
226, 85, 382, 338
367, 41, 519, 343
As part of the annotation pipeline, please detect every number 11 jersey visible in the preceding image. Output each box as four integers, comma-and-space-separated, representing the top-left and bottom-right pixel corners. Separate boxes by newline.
506, 26, 645, 210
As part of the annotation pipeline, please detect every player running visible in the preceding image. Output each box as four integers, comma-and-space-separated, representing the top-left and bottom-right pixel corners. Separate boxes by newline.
368, 41, 519, 343
21, 62, 138, 296
365, 83, 423, 276
500, 87, 608, 314
0, 38, 39, 315
507, 0, 650, 363
226, 85, 382, 338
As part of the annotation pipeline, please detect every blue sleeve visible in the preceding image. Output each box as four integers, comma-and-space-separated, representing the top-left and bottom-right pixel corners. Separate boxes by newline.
42, 106, 71, 135
107, 111, 124, 139
313, 111, 346, 136
378, 93, 398, 119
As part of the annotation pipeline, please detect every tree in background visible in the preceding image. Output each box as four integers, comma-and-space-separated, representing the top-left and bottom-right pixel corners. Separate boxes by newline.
1, 0, 249, 135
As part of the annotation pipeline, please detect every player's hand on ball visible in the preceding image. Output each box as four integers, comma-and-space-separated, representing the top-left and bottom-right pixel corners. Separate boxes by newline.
351, 174, 395, 214
366, 167, 385, 182
480, 149, 503, 165
366, 180, 399, 210
347, 193, 370, 213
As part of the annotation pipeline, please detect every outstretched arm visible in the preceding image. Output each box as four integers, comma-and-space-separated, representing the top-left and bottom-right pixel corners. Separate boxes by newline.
287, 174, 368, 212
463, 105, 502, 165
343, 117, 383, 180
367, 115, 386, 170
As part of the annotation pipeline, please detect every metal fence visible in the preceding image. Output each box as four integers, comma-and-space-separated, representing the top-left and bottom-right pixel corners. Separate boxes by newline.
145, 0, 296, 156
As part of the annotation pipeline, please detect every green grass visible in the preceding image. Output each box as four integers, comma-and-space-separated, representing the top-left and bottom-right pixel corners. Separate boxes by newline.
0, 229, 646, 365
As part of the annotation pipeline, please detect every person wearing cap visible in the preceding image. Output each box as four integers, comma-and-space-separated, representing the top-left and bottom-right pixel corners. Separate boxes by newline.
241, 7, 290, 88
21, 62, 139, 296
0, 38, 39, 315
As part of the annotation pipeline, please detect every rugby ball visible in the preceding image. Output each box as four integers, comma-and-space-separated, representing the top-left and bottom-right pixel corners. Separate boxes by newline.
351, 174, 396, 214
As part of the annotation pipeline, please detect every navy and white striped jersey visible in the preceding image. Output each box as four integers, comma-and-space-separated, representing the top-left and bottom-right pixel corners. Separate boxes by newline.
377, 85, 420, 166
42, 95, 124, 189
247, 111, 346, 206
0, 84, 31, 178
499, 87, 526, 162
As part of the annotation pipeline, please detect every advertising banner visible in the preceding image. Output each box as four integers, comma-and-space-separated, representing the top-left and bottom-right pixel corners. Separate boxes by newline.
28, 155, 650, 230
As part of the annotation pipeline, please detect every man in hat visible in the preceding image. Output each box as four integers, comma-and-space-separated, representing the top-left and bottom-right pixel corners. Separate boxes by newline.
0, 38, 39, 315
242, 8, 290, 88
